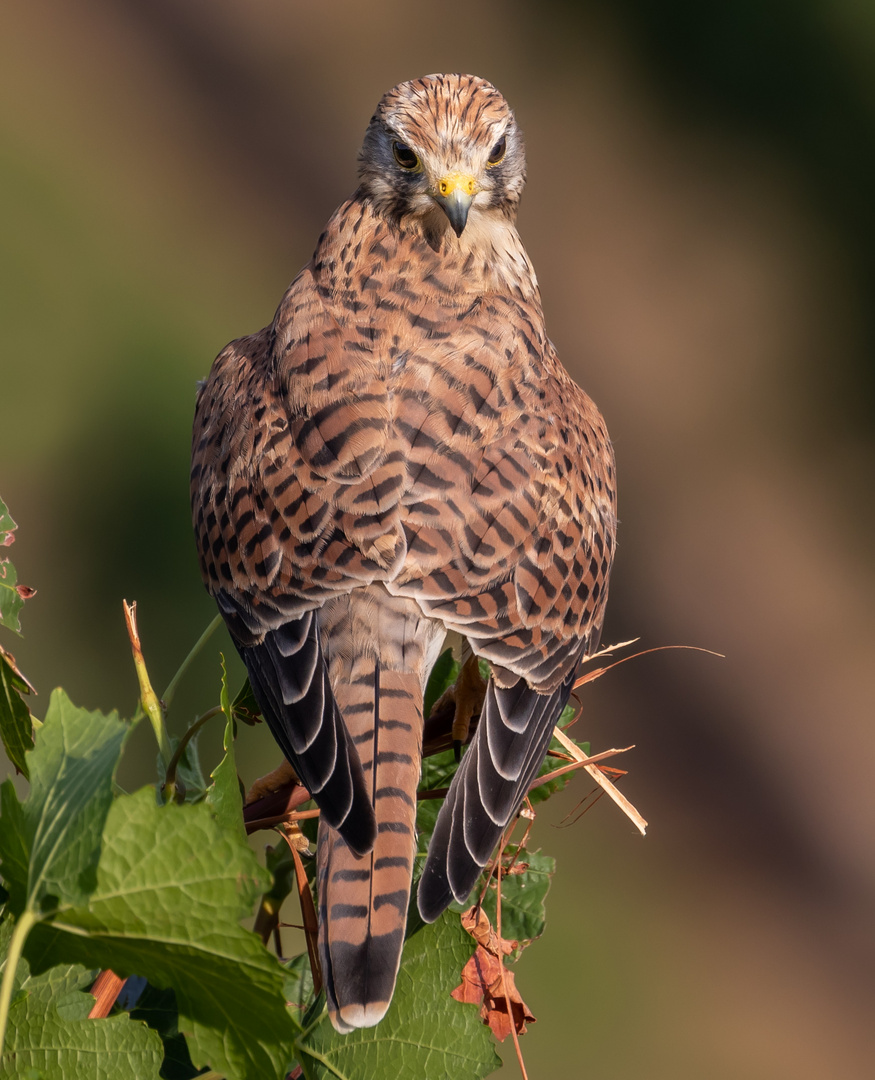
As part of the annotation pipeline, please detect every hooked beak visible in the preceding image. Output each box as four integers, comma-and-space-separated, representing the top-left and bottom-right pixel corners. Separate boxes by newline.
432, 173, 478, 237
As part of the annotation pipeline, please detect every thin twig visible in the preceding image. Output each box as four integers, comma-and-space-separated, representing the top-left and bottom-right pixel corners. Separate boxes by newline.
279, 828, 322, 996
501, 799, 535, 878
88, 970, 125, 1019
475, 818, 518, 912
573, 642, 725, 692
163, 705, 223, 800
533, 745, 634, 789
551, 725, 648, 834
496, 860, 529, 1080
417, 787, 450, 801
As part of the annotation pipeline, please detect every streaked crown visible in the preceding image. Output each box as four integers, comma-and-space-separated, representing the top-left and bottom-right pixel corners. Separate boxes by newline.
358, 73, 527, 236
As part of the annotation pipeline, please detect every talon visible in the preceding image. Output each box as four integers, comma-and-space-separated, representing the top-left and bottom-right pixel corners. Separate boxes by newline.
245, 758, 300, 806
450, 653, 488, 750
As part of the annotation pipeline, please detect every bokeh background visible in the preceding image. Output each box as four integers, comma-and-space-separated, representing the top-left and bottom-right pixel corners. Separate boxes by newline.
3, 1, 874, 1076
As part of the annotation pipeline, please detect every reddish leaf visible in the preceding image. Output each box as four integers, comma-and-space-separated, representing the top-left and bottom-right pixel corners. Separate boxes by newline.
452, 907, 536, 1041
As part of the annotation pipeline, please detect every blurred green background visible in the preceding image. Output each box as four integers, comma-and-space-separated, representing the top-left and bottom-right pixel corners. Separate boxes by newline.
2, 1, 874, 1076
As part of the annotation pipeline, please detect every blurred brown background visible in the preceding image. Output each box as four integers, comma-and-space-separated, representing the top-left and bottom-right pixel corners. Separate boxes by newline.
2, 1, 874, 1076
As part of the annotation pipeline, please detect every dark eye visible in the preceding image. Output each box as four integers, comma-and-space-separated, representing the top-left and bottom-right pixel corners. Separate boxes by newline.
487, 135, 507, 166
392, 141, 420, 170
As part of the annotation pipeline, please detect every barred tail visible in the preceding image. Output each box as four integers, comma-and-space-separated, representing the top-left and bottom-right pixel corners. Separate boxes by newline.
318, 657, 423, 1032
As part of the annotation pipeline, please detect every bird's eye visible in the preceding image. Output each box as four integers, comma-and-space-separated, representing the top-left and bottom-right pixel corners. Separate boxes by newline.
487, 136, 507, 166
392, 141, 420, 170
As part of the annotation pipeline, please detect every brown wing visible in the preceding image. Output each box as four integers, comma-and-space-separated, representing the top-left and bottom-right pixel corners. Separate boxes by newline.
383, 287, 616, 692
191, 206, 616, 920
192, 207, 615, 679
373, 288, 616, 922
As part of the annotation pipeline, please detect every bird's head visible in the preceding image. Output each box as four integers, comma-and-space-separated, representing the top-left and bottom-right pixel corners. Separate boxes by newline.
358, 73, 526, 242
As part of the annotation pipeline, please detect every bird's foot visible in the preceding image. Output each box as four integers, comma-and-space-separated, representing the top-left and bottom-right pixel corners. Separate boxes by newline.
432, 653, 488, 761
245, 758, 300, 806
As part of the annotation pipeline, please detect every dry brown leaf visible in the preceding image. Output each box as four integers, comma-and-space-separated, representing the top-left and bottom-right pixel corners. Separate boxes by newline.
462, 904, 515, 954
452, 906, 535, 1041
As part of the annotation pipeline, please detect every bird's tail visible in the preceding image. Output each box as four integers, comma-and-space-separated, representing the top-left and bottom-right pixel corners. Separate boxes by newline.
317, 652, 423, 1033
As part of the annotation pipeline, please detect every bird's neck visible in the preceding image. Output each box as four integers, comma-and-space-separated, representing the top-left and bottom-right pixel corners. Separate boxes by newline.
312, 197, 541, 309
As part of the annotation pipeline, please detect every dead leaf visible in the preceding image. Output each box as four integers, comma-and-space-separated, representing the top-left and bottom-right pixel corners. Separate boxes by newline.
453, 906, 535, 1041
461, 904, 516, 954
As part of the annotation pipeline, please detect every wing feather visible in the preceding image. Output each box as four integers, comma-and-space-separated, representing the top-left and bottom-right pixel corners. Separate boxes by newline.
417, 670, 575, 922
239, 610, 377, 856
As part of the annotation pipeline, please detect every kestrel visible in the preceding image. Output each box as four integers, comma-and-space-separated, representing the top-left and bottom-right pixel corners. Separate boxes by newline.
191, 73, 616, 1032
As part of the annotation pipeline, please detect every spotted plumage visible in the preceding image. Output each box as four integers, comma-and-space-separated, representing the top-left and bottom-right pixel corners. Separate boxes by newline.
191, 73, 616, 1032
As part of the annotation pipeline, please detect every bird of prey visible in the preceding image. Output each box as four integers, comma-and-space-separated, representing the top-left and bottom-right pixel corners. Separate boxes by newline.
191, 73, 616, 1033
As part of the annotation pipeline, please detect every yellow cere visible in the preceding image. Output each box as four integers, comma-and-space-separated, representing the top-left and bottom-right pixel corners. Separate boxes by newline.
437, 173, 479, 197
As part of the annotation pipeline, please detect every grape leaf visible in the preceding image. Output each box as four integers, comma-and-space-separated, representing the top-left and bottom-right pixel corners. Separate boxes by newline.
0, 782, 29, 914
129, 982, 202, 1080
159, 732, 207, 803
282, 952, 315, 1030
0, 924, 163, 1079
296, 915, 500, 1080
480, 849, 555, 957
0, 690, 125, 917
23, 787, 299, 1080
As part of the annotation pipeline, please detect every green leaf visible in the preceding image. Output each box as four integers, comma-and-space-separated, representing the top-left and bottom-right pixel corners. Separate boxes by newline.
0, 498, 33, 636
0, 647, 35, 778
24, 787, 298, 1080
2, 927, 95, 1021
0, 922, 161, 1079
0, 783, 29, 914
480, 849, 555, 958
0, 501, 15, 538
1, 691, 126, 916
23, 691, 126, 912
129, 983, 202, 1080
206, 654, 245, 838
423, 648, 459, 720
1, 945, 163, 1079
0, 916, 29, 1008
231, 677, 262, 726
282, 952, 315, 1025
416, 747, 460, 854
296, 915, 500, 1080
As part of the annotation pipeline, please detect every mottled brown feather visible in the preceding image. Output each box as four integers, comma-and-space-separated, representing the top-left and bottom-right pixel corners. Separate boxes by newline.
191, 73, 617, 1031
